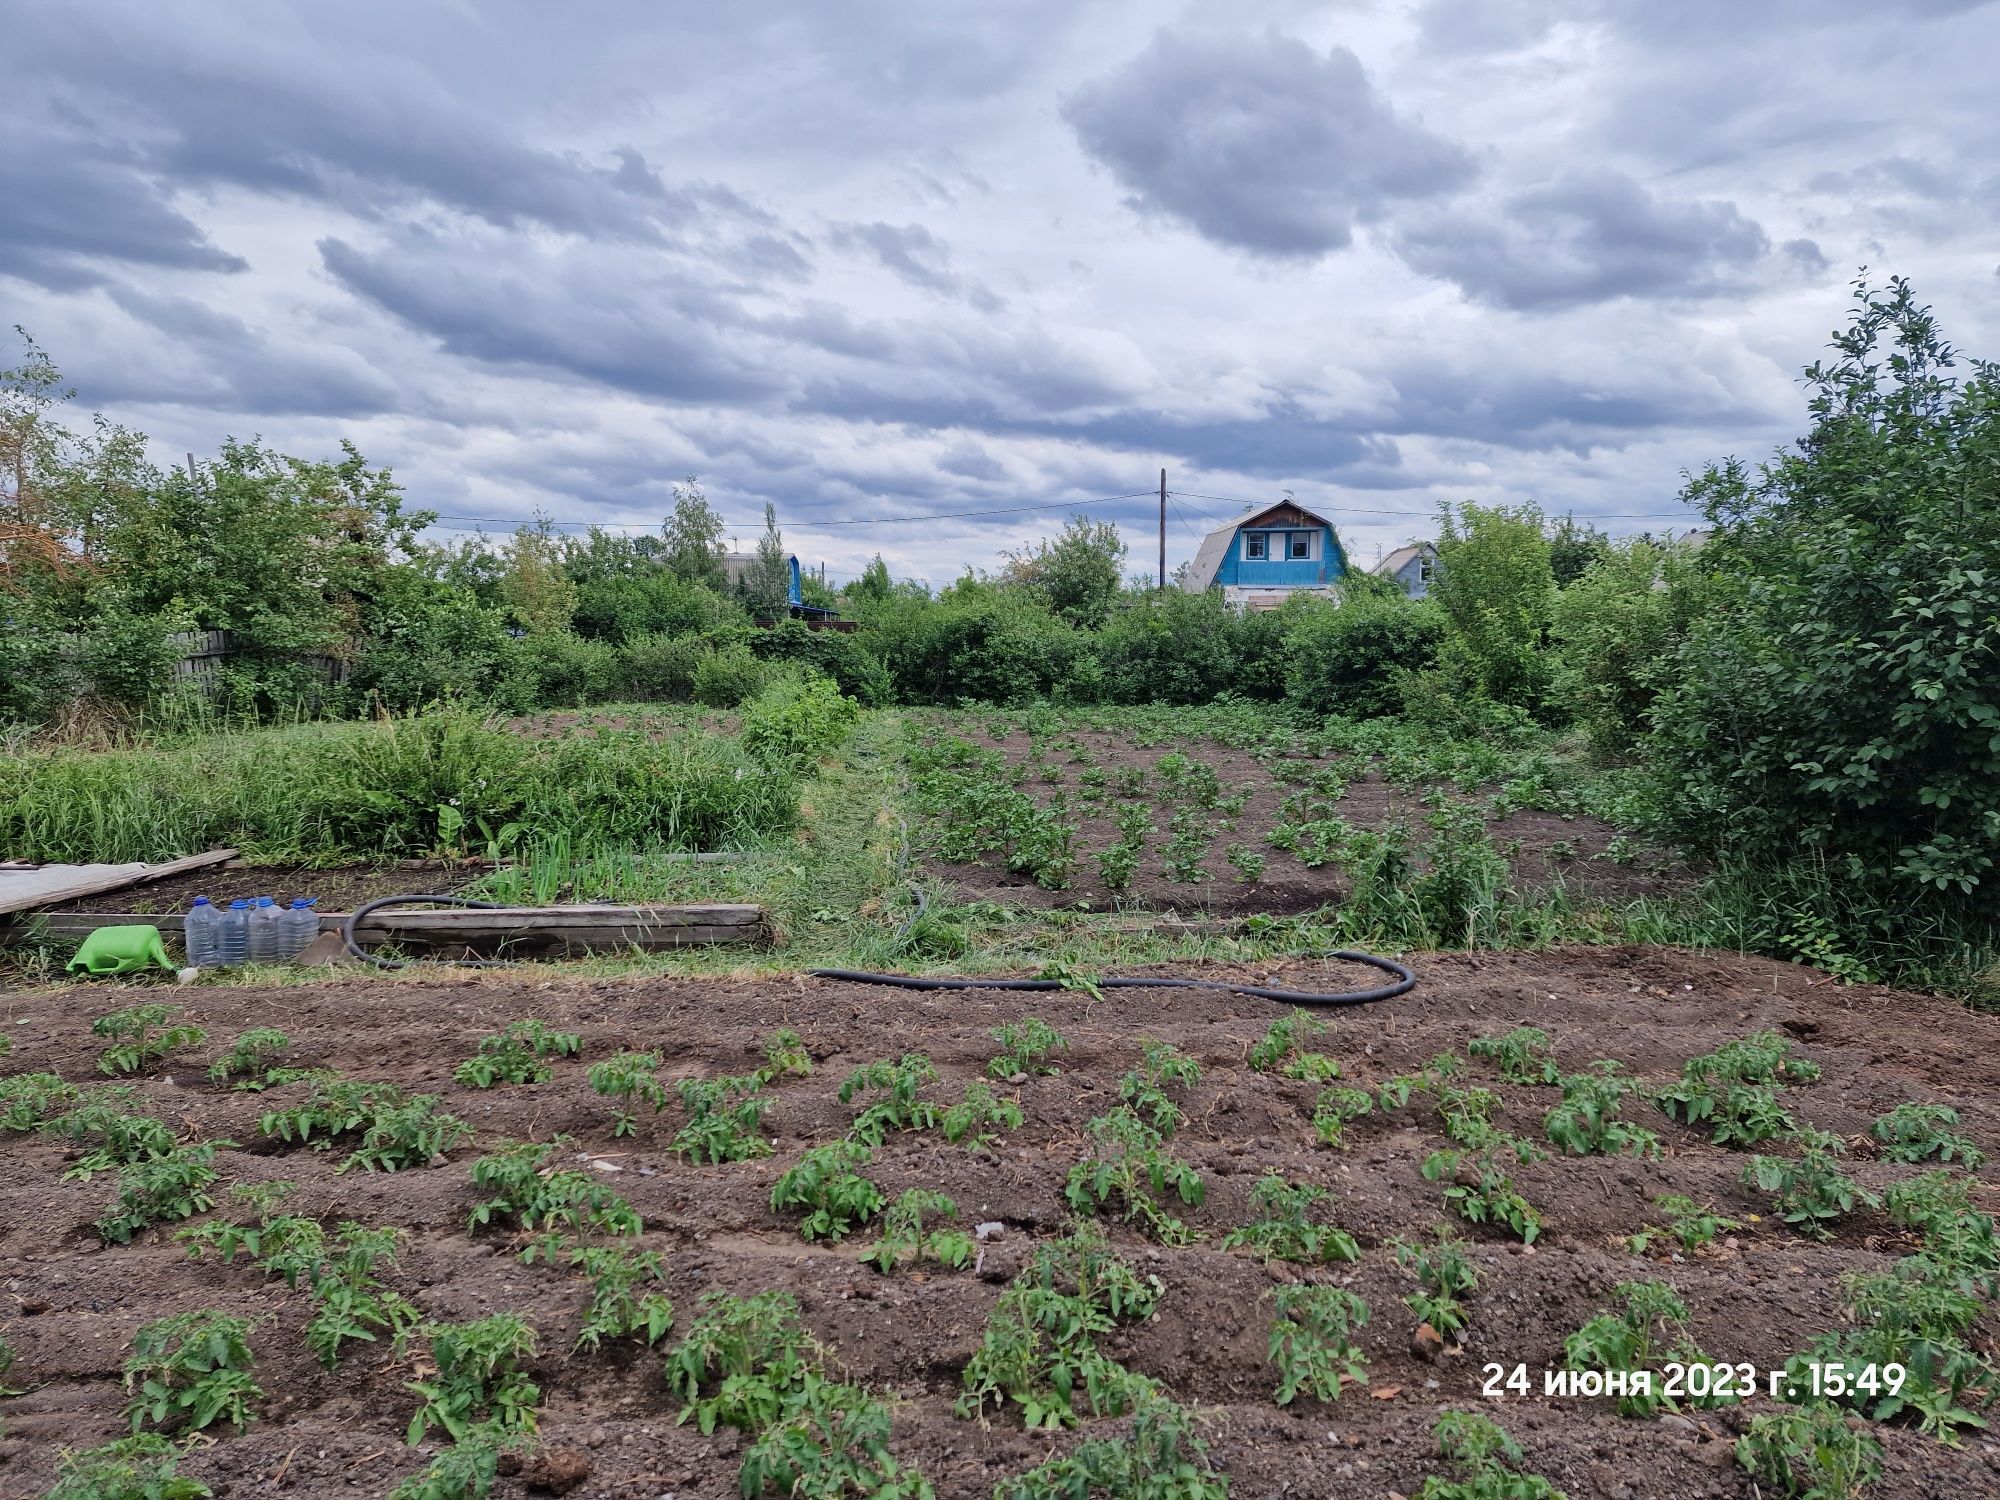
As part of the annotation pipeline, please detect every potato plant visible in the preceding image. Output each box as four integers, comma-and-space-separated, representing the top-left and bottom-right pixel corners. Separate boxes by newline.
123, 1309, 261, 1434
1743, 1133, 1878, 1239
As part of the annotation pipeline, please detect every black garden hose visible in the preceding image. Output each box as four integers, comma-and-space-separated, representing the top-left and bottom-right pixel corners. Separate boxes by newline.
805, 950, 1414, 1007
341, 893, 517, 969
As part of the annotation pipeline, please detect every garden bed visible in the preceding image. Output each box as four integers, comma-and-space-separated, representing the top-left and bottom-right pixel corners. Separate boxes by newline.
909, 716, 1688, 917
3, 947, 1996, 1497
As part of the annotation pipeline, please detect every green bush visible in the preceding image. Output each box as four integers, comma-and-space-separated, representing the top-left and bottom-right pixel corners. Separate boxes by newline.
1551, 539, 1708, 756
1285, 595, 1443, 718
495, 630, 618, 710
1095, 589, 1239, 705
694, 644, 786, 707
751, 619, 893, 706
616, 632, 710, 701
740, 674, 862, 766
1429, 501, 1558, 713
1649, 279, 2000, 916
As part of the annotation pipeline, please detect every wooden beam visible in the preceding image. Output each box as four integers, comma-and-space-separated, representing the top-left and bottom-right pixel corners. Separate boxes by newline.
0, 848, 240, 917
5, 902, 768, 955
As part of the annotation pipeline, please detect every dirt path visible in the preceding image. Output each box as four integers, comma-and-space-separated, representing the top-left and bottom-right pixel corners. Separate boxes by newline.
3, 947, 1997, 1498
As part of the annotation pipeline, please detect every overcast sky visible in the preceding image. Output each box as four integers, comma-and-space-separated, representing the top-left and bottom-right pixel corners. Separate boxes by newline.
7, 2, 1997, 587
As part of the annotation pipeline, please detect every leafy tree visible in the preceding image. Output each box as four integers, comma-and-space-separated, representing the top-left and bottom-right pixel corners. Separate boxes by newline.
663, 477, 727, 589
1649, 277, 2000, 911
1551, 537, 1711, 755
1096, 587, 1238, 704
1428, 500, 1558, 712
1003, 515, 1128, 629
498, 518, 577, 635
739, 502, 793, 622
1286, 593, 1444, 718
1547, 513, 1614, 587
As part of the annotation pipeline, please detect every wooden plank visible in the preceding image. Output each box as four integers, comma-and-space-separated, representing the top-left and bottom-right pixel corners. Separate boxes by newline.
0, 848, 240, 917
5, 902, 767, 954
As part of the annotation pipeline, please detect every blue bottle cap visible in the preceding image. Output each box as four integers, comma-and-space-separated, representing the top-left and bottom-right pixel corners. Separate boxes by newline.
192, 896, 211, 907
229, 899, 249, 910
256, 896, 273, 907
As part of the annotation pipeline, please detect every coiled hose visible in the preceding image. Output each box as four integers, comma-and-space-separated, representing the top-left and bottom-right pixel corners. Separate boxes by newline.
342, 892, 1417, 1007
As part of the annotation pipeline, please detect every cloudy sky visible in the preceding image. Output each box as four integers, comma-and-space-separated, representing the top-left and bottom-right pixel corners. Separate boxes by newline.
7, 2, 1997, 587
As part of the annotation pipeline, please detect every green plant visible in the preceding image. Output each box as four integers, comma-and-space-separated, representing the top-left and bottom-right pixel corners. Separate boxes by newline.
1392, 1230, 1480, 1339
770, 1140, 885, 1242
1417, 1411, 1564, 1500
452, 1019, 581, 1087
958, 1226, 1160, 1430
0, 1070, 77, 1131
45, 1435, 214, 1500
1162, 808, 1211, 883
1735, 1403, 1882, 1500
301, 1224, 422, 1369
206, 1027, 293, 1088
737, 1370, 936, 1499
98, 1142, 228, 1244
1096, 840, 1139, 890
122, 1310, 261, 1434
993, 1384, 1227, 1500
1268, 1283, 1368, 1405
1628, 1194, 1738, 1256
862, 1189, 974, 1274
387, 1433, 524, 1500
588, 1050, 667, 1135
1065, 1108, 1205, 1245
840, 1054, 940, 1145
92, 1004, 205, 1076
1310, 1085, 1374, 1147
1118, 1040, 1201, 1135
405, 1314, 540, 1446
988, 1018, 1067, 1078
1220, 1174, 1359, 1264
467, 1139, 643, 1236
258, 1078, 472, 1173
1654, 1075, 1795, 1147
1247, 1009, 1339, 1080
1542, 1063, 1661, 1158
762, 1028, 813, 1079
1882, 1172, 2000, 1287
1564, 1281, 1734, 1419
1225, 842, 1266, 884
673, 1073, 774, 1163
48, 1090, 176, 1177
1467, 1026, 1560, 1085
940, 1081, 1024, 1149
551, 1242, 675, 1353
1785, 1259, 1993, 1442
1421, 1147, 1542, 1243
1870, 1103, 1984, 1166
1687, 1031, 1823, 1087
1744, 1136, 1879, 1239
665, 1290, 816, 1435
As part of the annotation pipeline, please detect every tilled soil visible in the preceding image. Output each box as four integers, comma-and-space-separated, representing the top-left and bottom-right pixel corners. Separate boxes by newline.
911, 724, 1686, 917
3, 946, 1998, 1499
51, 862, 485, 916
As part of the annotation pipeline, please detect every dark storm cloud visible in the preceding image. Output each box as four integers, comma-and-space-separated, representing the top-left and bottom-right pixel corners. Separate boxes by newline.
318, 234, 787, 405
1063, 29, 1476, 258
1392, 171, 1790, 310
0, 132, 245, 290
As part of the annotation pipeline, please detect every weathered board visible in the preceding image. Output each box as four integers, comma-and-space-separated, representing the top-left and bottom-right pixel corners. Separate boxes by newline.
0, 848, 240, 917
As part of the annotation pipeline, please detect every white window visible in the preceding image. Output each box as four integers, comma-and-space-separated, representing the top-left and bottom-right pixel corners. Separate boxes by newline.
1288, 532, 1315, 560
1243, 533, 1268, 560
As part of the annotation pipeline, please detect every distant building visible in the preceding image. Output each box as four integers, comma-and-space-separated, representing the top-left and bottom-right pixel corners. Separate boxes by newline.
1181, 501, 1349, 612
1373, 542, 1437, 599
722, 552, 848, 627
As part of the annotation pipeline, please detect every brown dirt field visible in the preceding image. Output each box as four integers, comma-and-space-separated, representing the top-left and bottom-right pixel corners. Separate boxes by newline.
910, 723, 1686, 917
50, 863, 486, 917
3, 946, 1998, 1499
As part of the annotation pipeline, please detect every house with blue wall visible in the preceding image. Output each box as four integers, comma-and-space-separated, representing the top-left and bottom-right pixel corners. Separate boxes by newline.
1181, 500, 1349, 611
1373, 542, 1436, 599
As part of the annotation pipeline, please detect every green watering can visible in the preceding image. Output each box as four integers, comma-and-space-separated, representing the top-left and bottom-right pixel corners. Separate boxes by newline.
66, 924, 176, 976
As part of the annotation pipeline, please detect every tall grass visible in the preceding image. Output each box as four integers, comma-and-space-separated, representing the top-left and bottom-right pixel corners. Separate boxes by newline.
0, 707, 798, 864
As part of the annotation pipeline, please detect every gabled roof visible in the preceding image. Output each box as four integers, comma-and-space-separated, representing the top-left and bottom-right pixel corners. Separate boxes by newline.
1180, 501, 1339, 592
1373, 542, 1434, 576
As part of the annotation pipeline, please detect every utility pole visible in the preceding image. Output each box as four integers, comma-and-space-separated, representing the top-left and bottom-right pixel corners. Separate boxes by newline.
1158, 468, 1167, 591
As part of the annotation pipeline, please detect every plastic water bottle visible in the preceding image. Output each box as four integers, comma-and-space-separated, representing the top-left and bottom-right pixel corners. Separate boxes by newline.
248, 896, 284, 963
281, 898, 319, 960
184, 896, 221, 967
217, 900, 250, 967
